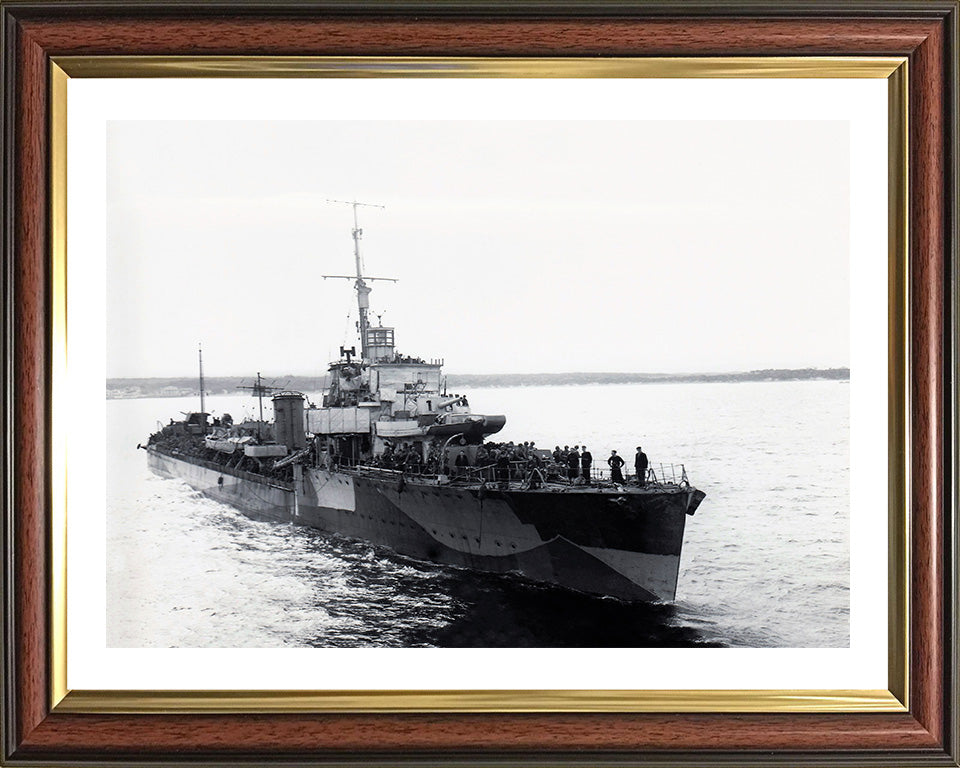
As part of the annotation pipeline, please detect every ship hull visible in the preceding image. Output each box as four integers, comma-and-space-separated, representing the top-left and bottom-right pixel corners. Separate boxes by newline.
147, 448, 694, 602
147, 449, 294, 519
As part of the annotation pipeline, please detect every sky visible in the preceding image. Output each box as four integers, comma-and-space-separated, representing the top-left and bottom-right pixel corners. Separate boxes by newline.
106, 119, 850, 379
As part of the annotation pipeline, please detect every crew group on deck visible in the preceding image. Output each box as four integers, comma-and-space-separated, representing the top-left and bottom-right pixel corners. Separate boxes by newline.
366, 440, 652, 489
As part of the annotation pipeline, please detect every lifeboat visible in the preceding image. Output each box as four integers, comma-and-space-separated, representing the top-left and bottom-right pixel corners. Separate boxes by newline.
425, 413, 505, 439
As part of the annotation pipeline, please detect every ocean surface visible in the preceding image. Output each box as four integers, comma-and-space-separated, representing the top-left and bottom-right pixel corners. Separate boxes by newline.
106, 380, 849, 648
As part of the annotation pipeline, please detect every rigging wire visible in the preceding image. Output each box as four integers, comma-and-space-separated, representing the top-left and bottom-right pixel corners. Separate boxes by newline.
341, 304, 355, 351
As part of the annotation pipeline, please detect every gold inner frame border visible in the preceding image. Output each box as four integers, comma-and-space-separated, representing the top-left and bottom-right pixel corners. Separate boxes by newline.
48, 55, 909, 714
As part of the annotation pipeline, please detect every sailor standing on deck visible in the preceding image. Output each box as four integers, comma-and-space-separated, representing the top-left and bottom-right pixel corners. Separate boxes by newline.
567, 446, 581, 481
496, 452, 511, 488
634, 446, 649, 487
607, 450, 625, 483
580, 447, 593, 485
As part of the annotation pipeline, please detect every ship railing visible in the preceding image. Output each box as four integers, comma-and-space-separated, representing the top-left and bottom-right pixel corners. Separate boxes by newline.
334, 454, 690, 489
355, 463, 415, 479
329, 455, 399, 473
345, 460, 544, 488
151, 443, 295, 490
330, 454, 446, 481
573, 462, 689, 488
456, 462, 520, 483
642, 463, 689, 487
451, 460, 691, 488
348, 459, 443, 483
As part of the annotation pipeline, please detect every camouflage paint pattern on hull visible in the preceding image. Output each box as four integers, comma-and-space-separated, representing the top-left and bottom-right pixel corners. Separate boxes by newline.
147, 448, 692, 601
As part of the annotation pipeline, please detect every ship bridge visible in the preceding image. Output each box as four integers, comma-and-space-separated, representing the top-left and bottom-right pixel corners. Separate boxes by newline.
365, 325, 394, 362
371, 359, 443, 404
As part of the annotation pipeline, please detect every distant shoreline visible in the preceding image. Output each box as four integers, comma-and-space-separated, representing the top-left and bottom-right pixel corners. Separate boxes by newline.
106, 368, 849, 400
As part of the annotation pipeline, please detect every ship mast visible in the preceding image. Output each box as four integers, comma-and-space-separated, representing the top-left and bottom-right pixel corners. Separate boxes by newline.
237, 372, 278, 439
198, 343, 206, 432
323, 199, 396, 361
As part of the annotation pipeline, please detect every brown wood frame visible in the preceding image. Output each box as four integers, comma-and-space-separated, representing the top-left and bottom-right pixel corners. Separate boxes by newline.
1, 2, 957, 765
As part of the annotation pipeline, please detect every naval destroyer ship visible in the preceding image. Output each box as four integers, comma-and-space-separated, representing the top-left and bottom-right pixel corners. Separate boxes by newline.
145, 203, 705, 602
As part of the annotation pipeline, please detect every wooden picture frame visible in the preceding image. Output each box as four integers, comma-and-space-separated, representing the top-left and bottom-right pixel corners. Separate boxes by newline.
2, 1, 957, 765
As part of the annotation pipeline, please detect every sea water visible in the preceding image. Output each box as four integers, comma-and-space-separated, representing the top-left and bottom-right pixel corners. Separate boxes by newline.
106, 380, 849, 648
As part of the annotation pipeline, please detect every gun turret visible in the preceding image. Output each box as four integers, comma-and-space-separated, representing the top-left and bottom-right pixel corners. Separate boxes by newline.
434, 395, 468, 411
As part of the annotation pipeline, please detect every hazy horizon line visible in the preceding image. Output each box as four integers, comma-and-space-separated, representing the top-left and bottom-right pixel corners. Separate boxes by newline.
108, 365, 849, 382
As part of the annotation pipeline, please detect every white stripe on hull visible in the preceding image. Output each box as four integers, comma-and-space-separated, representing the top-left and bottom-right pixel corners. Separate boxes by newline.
581, 546, 681, 602
306, 468, 356, 512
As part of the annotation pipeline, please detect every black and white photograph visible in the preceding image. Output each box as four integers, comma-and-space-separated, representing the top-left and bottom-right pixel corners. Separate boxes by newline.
104, 115, 853, 651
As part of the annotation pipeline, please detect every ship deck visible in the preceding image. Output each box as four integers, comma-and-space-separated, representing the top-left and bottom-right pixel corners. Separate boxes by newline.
339, 463, 690, 496
149, 444, 693, 497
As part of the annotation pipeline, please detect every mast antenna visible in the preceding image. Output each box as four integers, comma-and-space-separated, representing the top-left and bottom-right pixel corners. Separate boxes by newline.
198, 343, 207, 433
323, 199, 397, 361
237, 372, 279, 439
